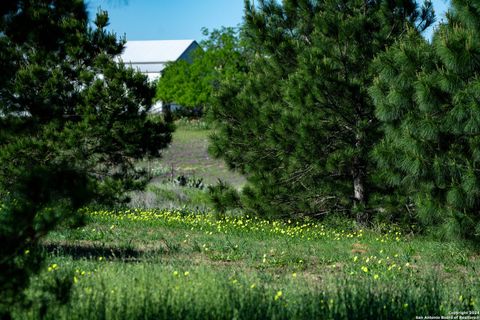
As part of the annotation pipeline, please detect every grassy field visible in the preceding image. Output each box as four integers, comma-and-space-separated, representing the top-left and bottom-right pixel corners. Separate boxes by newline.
129, 120, 245, 210
14, 208, 480, 319
161, 124, 244, 187
13, 121, 480, 319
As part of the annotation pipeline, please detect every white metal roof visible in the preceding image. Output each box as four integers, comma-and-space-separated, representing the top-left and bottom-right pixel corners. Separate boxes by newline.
120, 40, 197, 64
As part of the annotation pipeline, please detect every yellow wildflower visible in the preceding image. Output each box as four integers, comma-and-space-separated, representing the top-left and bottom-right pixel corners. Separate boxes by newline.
274, 291, 283, 301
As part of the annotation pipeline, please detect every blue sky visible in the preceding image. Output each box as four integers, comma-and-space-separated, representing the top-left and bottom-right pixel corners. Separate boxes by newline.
86, 0, 450, 42
86, 0, 245, 41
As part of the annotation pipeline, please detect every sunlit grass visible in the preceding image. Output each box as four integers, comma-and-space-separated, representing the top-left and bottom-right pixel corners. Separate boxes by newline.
18, 208, 480, 319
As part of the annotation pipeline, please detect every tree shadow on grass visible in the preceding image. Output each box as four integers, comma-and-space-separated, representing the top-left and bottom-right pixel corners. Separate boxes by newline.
40, 241, 167, 262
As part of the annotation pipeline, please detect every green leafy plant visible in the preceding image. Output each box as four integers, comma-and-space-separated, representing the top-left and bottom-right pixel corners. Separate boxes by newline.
156, 27, 246, 117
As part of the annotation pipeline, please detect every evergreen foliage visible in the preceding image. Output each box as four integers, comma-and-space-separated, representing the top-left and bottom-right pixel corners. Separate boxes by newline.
156, 27, 246, 116
209, 0, 434, 219
370, 0, 480, 241
208, 180, 242, 214
0, 0, 172, 316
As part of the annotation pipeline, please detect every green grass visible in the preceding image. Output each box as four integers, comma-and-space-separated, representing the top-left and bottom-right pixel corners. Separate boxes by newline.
130, 120, 245, 210
15, 209, 480, 319
144, 121, 245, 188
14, 121, 479, 319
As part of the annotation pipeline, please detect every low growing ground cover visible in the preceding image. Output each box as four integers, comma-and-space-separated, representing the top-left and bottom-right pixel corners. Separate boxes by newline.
14, 208, 480, 319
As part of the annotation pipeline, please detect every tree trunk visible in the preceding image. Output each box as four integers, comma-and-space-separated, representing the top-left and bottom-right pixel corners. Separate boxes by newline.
353, 170, 365, 204
352, 131, 367, 223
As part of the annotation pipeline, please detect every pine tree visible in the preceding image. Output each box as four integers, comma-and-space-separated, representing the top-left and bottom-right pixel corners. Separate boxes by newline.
0, 1, 172, 315
370, 0, 480, 241
209, 0, 433, 220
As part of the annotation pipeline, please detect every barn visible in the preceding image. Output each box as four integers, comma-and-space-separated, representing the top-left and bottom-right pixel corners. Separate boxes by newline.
121, 39, 200, 81
120, 40, 200, 112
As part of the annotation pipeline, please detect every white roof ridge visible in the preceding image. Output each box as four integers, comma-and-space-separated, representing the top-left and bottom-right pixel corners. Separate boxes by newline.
120, 39, 198, 64
126, 39, 196, 42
